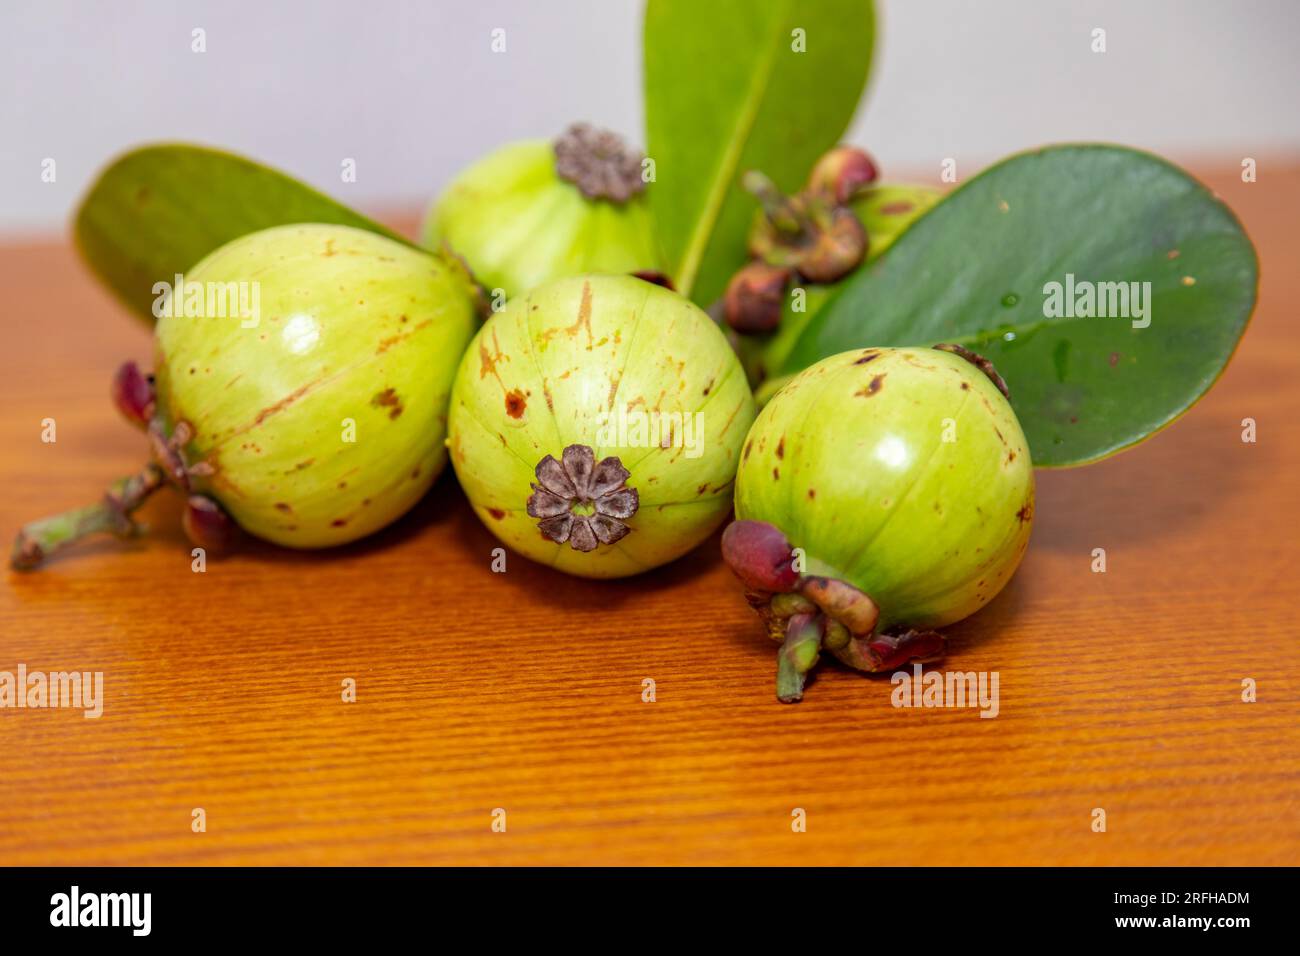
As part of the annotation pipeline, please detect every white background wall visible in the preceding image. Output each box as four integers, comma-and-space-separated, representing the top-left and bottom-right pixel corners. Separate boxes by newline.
2, 0, 1297, 237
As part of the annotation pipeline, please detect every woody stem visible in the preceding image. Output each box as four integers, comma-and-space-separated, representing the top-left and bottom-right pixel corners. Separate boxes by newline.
10, 464, 165, 571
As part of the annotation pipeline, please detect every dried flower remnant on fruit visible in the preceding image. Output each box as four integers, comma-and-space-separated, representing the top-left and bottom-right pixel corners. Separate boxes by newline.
448, 275, 755, 578
553, 123, 645, 202
426, 135, 663, 299
526, 444, 639, 552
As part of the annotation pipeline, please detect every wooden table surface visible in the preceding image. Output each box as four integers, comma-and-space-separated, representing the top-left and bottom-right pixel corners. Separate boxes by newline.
2, 164, 1296, 867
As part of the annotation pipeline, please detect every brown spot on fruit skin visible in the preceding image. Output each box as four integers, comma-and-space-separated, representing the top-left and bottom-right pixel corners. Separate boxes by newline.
254, 381, 315, 426
772, 467, 780, 480
275, 502, 292, 513
1016, 501, 1033, 525
479, 330, 508, 389
855, 374, 886, 397
505, 389, 528, 418
776, 437, 785, 459
371, 387, 404, 420
487, 507, 506, 520
718, 397, 744, 440
377, 318, 432, 354
331, 518, 348, 527
879, 201, 914, 215
853, 350, 882, 365
744, 440, 753, 461
807, 489, 816, 499
960, 382, 970, 390
539, 279, 595, 351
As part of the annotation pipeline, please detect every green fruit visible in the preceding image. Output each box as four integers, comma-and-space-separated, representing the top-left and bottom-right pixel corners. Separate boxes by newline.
158, 224, 476, 546
850, 183, 944, 260
12, 224, 477, 568
448, 274, 755, 578
723, 345, 1034, 701
423, 124, 664, 299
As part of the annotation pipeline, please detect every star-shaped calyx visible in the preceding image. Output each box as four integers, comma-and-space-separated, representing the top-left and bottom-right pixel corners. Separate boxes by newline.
553, 123, 646, 203
526, 444, 639, 552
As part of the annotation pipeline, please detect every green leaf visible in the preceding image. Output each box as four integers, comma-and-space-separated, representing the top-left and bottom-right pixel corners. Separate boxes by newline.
776, 145, 1258, 467
643, 0, 874, 305
75, 143, 411, 321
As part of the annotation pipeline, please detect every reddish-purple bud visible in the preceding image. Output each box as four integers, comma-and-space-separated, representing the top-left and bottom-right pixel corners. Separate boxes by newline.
723, 262, 791, 335
110, 361, 155, 428
807, 146, 879, 204
181, 495, 237, 554
721, 519, 801, 593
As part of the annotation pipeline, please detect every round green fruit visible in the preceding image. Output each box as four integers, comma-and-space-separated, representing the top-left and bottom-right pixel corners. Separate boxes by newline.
157, 224, 477, 546
723, 345, 1034, 702
12, 224, 478, 568
423, 124, 664, 299
448, 274, 756, 578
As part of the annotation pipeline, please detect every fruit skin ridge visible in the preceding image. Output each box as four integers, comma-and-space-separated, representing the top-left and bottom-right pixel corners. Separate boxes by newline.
156, 223, 478, 548
448, 274, 756, 579
423, 135, 664, 300
734, 346, 1035, 632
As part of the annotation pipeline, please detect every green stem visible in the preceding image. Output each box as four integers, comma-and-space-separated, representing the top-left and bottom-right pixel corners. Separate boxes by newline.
742, 171, 803, 234
10, 464, 164, 570
776, 612, 824, 704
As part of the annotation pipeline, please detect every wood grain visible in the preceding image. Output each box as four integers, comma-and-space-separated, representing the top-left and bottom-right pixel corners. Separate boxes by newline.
1, 165, 1296, 866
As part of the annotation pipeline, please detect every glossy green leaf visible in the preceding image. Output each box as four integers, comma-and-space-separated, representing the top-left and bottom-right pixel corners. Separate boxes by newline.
643, 0, 874, 305
75, 143, 410, 321
776, 145, 1258, 467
